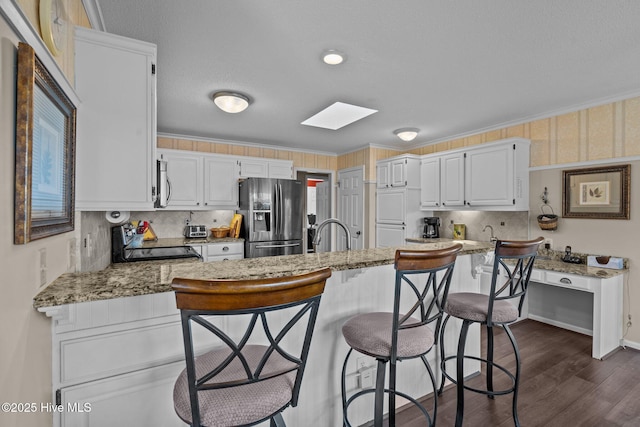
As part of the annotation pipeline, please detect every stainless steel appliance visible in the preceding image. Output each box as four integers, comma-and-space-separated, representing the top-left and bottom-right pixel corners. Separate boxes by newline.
238, 178, 304, 258
423, 217, 440, 238
184, 225, 207, 238
111, 225, 201, 263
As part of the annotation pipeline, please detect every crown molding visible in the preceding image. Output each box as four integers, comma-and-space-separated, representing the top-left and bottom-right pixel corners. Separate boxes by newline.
81, 0, 106, 31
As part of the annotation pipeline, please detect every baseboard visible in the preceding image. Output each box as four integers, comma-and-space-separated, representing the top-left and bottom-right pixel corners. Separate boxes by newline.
527, 315, 593, 337
622, 339, 640, 351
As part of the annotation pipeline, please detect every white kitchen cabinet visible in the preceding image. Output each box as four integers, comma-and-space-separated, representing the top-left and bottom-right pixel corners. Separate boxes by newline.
420, 138, 530, 211
376, 190, 407, 224
189, 241, 244, 262
156, 149, 239, 210
158, 150, 202, 209
376, 223, 407, 248
376, 155, 420, 189
464, 140, 529, 210
439, 151, 466, 208
75, 27, 157, 211
420, 157, 441, 208
238, 157, 293, 179
204, 156, 239, 208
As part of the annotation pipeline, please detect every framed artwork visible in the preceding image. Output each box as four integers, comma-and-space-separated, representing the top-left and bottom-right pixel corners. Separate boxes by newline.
14, 42, 76, 244
562, 164, 630, 219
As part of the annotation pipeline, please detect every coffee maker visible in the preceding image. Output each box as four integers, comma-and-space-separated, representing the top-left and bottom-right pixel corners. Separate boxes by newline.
423, 217, 440, 238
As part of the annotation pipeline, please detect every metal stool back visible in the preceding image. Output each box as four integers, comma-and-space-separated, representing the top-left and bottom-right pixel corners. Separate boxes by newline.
171, 268, 331, 427
439, 237, 543, 427
341, 244, 463, 427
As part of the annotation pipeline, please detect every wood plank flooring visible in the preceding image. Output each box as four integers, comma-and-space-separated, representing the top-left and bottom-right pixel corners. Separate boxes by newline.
392, 319, 640, 426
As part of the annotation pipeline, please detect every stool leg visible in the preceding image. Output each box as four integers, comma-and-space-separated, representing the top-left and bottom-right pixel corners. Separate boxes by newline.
438, 314, 451, 396
271, 412, 286, 426
486, 324, 495, 400
421, 354, 437, 426
455, 320, 471, 427
341, 348, 353, 426
374, 359, 386, 427
503, 324, 521, 427
389, 360, 396, 426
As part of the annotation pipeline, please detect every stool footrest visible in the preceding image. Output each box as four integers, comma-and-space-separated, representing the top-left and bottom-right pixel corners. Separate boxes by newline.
441, 354, 517, 397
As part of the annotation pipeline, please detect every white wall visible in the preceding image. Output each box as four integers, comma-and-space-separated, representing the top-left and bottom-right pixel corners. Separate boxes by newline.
0, 17, 75, 426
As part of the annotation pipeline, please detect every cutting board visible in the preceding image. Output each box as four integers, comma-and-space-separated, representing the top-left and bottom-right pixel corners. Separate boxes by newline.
229, 214, 242, 238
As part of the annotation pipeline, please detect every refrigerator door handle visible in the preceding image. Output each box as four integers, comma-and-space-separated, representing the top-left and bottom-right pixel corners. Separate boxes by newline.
255, 243, 301, 249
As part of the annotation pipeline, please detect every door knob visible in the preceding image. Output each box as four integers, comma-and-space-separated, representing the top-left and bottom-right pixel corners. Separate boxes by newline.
356, 231, 361, 236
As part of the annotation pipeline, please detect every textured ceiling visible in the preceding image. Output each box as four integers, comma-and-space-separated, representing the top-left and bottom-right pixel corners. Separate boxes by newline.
95, 1, 640, 155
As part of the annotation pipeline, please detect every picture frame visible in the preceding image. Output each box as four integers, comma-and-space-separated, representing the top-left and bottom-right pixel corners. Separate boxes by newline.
562, 164, 630, 219
14, 42, 76, 244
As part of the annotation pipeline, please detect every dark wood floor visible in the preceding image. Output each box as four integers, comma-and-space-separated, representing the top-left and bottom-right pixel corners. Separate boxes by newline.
393, 319, 640, 426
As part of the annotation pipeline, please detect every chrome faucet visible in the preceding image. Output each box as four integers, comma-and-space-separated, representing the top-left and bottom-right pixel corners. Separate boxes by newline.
482, 225, 497, 242
312, 218, 352, 252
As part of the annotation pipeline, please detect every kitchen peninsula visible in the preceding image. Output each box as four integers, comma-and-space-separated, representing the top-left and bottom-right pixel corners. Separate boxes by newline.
35, 240, 490, 427
33, 240, 626, 426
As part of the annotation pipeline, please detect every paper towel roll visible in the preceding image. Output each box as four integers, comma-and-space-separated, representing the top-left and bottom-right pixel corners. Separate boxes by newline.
105, 210, 130, 224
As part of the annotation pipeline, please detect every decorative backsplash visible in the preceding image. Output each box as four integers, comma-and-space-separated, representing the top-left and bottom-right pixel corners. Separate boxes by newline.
128, 210, 235, 238
434, 210, 530, 241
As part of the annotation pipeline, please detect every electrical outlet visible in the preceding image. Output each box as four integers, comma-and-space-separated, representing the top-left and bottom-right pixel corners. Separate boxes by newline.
359, 368, 374, 389
356, 356, 367, 372
627, 314, 632, 328
544, 238, 553, 249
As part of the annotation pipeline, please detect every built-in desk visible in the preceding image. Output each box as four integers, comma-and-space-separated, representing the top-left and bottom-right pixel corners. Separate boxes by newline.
527, 268, 624, 359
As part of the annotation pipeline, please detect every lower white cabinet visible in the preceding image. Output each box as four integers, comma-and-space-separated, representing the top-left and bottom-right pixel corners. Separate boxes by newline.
375, 224, 406, 248
189, 241, 244, 262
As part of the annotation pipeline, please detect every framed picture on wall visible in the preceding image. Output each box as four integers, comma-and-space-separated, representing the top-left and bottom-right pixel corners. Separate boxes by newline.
14, 42, 77, 244
562, 164, 630, 219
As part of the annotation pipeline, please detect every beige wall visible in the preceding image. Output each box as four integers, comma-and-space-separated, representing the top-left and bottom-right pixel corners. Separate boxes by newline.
158, 136, 338, 172
1, 2, 89, 426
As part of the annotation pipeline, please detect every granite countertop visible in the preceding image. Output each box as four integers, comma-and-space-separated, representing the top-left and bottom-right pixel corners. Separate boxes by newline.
33, 240, 491, 309
407, 238, 629, 280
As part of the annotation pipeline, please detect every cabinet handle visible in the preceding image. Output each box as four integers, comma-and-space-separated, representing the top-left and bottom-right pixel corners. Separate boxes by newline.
222, 246, 229, 252
196, 202, 200, 206
442, 202, 446, 206
559, 277, 572, 285
436, 203, 439, 206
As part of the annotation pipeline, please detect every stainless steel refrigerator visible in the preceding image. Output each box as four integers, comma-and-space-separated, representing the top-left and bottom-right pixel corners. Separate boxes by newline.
238, 178, 304, 258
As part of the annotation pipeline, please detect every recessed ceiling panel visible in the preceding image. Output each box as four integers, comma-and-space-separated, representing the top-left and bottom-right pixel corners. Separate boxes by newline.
301, 102, 378, 130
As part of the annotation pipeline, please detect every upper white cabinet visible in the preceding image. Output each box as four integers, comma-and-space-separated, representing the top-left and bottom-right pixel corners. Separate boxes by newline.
75, 28, 157, 211
157, 149, 239, 210
376, 155, 420, 189
238, 157, 293, 179
440, 151, 466, 208
419, 138, 530, 211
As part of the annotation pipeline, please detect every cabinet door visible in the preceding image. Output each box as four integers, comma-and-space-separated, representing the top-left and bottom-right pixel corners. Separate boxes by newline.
376, 224, 405, 248
376, 162, 390, 189
60, 361, 185, 427
420, 157, 441, 208
203, 156, 239, 208
376, 190, 406, 224
390, 159, 407, 187
160, 150, 203, 209
75, 28, 156, 211
465, 144, 514, 207
440, 152, 465, 208
268, 160, 294, 179
238, 158, 268, 178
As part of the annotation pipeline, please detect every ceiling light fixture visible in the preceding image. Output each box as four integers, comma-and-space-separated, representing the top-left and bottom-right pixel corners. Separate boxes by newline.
212, 91, 251, 113
394, 128, 419, 142
322, 50, 346, 65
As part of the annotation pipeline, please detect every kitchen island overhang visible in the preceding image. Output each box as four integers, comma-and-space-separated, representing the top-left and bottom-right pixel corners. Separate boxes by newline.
35, 240, 490, 427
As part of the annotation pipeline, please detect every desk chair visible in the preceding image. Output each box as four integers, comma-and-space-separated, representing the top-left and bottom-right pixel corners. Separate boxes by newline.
172, 268, 332, 427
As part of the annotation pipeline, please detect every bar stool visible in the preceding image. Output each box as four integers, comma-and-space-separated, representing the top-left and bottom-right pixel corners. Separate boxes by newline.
171, 267, 332, 427
341, 244, 463, 427
438, 237, 543, 427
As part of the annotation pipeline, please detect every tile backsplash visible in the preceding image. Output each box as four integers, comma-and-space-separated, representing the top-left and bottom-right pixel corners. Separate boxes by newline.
128, 210, 235, 238
434, 210, 530, 241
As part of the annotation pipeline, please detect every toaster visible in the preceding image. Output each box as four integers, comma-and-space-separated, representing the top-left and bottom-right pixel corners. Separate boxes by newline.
184, 225, 208, 238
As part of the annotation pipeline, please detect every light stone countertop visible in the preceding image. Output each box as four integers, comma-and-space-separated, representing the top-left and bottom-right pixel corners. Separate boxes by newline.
33, 239, 626, 309
33, 240, 491, 309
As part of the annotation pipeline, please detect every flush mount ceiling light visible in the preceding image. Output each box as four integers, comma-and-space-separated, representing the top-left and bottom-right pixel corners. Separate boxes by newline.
212, 91, 251, 113
322, 49, 346, 65
394, 128, 419, 142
